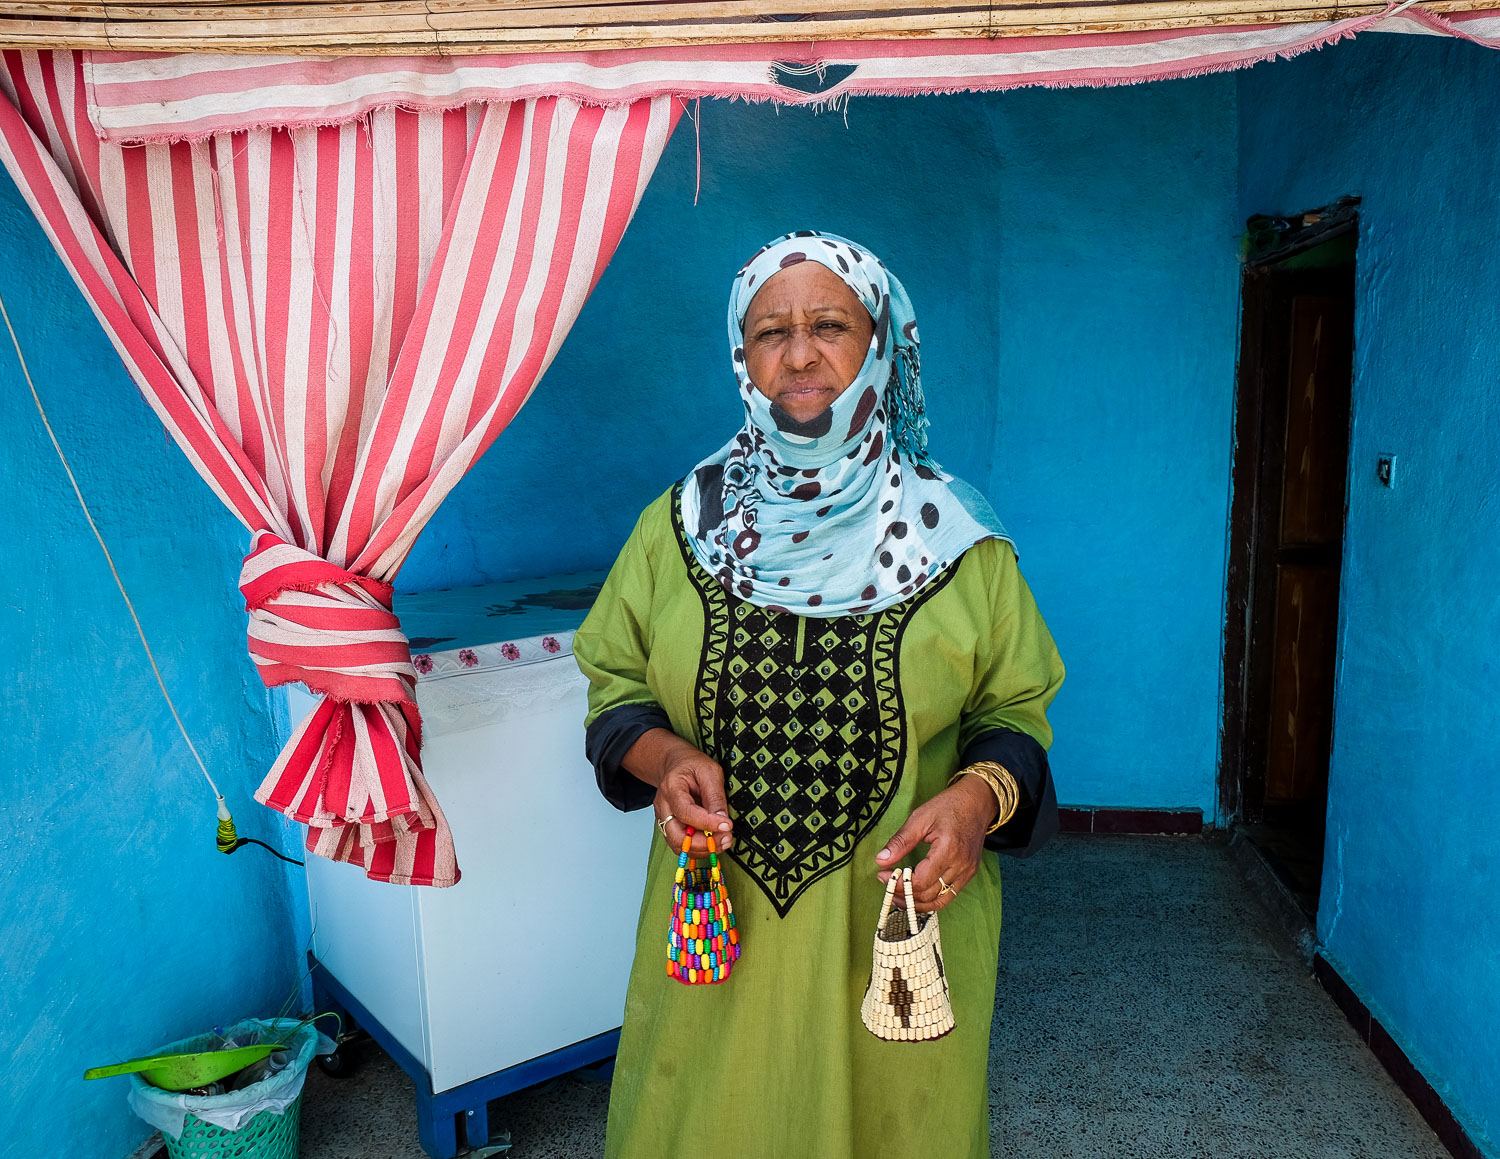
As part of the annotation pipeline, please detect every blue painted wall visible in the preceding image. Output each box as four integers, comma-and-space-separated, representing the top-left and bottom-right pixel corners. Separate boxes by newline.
0, 178, 301, 1155
406, 80, 1242, 818
1239, 35, 1500, 1153
24, 57, 1466, 1156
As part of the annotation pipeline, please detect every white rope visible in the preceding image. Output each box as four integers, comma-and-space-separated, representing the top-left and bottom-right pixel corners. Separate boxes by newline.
0, 288, 225, 808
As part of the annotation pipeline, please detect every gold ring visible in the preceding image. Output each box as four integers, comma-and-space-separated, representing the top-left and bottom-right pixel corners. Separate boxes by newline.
938, 877, 957, 899
657, 814, 674, 838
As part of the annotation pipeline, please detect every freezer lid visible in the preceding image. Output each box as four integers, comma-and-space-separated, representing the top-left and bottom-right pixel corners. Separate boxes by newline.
396, 569, 607, 682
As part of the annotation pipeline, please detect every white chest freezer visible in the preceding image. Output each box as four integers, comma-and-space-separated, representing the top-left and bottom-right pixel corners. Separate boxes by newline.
294, 570, 652, 1157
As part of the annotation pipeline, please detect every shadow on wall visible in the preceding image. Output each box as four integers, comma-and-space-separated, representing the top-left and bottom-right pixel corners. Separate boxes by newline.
406, 81, 1244, 822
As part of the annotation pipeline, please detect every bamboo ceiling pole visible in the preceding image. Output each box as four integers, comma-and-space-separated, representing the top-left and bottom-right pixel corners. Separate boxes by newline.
0, 0, 1488, 51
45, 0, 1428, 22
0, 2, 1435, 37
10, 0, 1498, 17
0, 0, 1029, 14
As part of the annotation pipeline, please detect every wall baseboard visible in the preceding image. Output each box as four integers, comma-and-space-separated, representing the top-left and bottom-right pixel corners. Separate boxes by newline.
1313, 954, 1487, 1159
1058, 807, 1204, 835
1225, 829, 1319, 962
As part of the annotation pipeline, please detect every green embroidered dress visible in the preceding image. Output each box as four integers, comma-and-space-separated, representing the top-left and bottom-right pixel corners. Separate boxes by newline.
573, 488, 1064, 1159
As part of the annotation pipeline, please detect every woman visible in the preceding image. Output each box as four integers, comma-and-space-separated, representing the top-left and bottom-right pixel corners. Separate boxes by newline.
573, 231, 1064, 1159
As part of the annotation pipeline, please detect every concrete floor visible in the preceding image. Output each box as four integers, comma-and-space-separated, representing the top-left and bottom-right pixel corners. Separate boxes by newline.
298, 835, 1448, 1159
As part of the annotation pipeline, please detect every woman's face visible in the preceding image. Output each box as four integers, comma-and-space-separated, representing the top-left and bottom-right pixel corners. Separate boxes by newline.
742, 261, 875, 425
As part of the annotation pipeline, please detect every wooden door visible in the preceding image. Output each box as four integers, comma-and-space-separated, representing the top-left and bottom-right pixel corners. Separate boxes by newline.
1224, 257, 1354, 827
1261, 295, 1351, 811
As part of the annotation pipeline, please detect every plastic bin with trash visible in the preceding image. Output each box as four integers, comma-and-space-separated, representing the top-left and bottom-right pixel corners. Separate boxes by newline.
86, 1015, 337, 1159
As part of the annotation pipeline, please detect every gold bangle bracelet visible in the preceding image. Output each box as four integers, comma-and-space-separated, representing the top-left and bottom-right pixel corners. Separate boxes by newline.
949, 766, 1012, 834
949, 761, 1020, 834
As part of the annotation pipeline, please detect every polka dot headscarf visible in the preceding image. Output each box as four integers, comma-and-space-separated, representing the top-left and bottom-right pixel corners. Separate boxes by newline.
681, 230, 1012, 618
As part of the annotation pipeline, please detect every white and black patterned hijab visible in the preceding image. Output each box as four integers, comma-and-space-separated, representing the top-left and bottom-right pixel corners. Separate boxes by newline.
681, 230, 1012, 617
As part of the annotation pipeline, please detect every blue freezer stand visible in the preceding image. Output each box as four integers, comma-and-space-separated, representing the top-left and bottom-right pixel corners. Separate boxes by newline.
311, 954, 619, 1157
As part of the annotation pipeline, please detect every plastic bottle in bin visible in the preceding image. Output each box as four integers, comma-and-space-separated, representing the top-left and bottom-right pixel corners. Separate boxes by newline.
228, 1049, 292, 1091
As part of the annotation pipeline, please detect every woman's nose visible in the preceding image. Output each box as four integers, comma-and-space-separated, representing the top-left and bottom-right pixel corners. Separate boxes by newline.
783, 326, 820, 370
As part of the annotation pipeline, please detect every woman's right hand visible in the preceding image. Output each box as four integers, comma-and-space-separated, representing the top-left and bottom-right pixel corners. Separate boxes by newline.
622, 727, 734, 855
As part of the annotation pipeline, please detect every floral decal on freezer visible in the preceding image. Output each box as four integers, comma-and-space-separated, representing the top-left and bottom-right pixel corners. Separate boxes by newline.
409, 631, 577, 680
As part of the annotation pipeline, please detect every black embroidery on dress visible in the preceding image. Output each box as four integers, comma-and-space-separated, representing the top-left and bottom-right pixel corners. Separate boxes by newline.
670, 484, 956, 917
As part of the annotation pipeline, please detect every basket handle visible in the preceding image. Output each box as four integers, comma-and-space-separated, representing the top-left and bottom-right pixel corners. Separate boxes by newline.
902, 867, 920, 936
679, 826, 719, 861
875, 868, 922, 937
875, 867, 902, 932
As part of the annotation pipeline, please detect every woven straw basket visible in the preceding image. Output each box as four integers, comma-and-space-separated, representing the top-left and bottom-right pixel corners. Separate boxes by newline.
860, 867, 955, 1041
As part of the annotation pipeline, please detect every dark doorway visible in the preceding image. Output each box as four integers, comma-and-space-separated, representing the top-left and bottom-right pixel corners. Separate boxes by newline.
1221, 204, 1357, 917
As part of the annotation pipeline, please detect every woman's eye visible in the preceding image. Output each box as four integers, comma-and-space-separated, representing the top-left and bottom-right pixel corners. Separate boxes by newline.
817, 322, 846, 334
757, 329, 785, 342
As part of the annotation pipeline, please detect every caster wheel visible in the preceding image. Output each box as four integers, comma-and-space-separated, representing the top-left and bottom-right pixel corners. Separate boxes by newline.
315, 1046, 358, 1079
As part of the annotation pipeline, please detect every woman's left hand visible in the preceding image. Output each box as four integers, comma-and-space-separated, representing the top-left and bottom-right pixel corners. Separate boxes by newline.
875, 775, 998, 912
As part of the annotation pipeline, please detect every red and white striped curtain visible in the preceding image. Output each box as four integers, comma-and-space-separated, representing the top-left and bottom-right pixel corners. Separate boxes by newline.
0, 50, 677, 886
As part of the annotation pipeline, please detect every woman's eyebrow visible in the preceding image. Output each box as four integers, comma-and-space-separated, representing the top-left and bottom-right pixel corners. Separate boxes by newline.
750, 302, 857, 324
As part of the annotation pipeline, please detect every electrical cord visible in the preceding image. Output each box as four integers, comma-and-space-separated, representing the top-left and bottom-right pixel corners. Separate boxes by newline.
1, 287, 299, 868
225, 837, 306, 866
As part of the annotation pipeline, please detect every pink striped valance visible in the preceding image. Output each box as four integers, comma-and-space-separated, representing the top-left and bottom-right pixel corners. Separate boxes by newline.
83, 4, 1500, 145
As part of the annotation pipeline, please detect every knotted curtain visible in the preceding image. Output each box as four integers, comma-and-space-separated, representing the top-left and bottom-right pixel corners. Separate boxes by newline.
0, 50, 677, 885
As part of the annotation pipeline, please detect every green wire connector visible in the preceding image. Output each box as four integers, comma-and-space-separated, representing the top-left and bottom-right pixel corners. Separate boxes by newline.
214, 794, 304, 865
216, 794, 239, 854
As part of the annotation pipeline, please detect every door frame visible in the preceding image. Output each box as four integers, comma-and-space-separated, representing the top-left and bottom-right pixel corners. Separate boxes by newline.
1219, 204, 1359, 825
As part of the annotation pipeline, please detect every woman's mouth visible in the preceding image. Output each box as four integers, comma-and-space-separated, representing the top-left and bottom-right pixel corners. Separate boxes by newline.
780, 382, 833, 400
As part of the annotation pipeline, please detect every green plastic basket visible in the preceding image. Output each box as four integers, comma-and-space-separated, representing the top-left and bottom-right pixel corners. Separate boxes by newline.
162, 1094, 302, 1159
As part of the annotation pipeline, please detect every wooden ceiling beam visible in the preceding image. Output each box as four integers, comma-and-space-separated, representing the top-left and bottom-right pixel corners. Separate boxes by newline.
0, 0, 1487, 52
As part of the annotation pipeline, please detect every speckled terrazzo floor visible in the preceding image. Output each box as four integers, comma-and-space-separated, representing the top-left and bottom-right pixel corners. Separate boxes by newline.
297, 835, 1448, 1159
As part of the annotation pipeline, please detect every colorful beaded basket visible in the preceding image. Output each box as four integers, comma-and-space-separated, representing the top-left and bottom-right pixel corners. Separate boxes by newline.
667, 826, 741, 984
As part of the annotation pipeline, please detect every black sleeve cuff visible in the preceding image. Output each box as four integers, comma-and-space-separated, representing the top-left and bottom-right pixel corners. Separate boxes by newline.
585, 703, 673, 812
960, 726, 1058, 858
